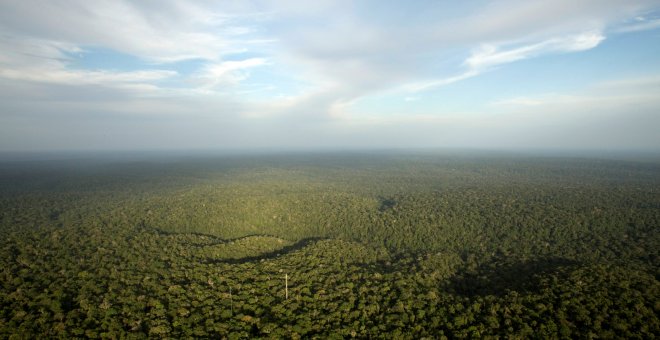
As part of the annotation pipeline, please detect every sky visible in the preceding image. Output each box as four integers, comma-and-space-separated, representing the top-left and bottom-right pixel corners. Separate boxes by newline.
1, 0, 660, 152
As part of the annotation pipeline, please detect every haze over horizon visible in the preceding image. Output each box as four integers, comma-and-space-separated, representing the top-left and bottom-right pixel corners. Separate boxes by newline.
1, 1, 660, 152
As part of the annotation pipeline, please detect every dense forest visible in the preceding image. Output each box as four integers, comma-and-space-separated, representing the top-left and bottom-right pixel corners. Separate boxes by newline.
0, 151, 658, 338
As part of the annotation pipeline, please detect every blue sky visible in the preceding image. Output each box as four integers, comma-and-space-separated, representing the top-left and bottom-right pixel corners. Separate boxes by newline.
1, 0, 659, 151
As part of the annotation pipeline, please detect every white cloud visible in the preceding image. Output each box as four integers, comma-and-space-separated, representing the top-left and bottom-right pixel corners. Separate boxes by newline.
0, 0, 245, 63
614, 17, 660, 33
0, 0, 652, 100
490, 97, 547, 107
340, 74, 660, 151
257, 0, 655, 114
488, 75, 660, 113
466, 31, 604, 70
595, 75, 660, 90
0, 1, 271, 93
0, 67, 176, 86
0, 1, 659, 151
192, 58, 268, 90
184, 0, 660, 127
406, 31, 605, 93
0, 36, 177, 93
478, 77, 660, 150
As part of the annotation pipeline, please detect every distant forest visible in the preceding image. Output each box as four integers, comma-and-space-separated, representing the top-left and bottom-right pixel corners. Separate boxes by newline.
1, 152, 658, 338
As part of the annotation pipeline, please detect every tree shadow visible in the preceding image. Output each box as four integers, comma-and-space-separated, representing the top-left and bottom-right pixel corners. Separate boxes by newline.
139, 221, 333, 264
447, 257, 580, 297
137, 221, 227, 246
203, 237, 327, 264
378, 197, 397, 212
